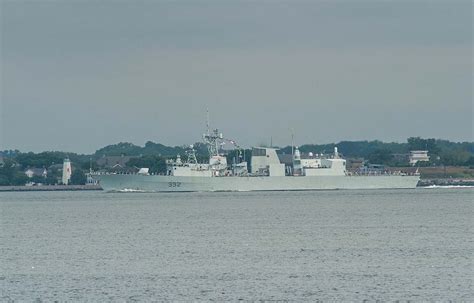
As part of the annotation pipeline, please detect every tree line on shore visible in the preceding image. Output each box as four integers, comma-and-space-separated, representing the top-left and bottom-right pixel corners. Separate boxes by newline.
1, 137, 473, 186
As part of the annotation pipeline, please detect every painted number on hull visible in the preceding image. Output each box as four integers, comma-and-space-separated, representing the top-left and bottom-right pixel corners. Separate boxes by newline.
168, 182, 181, 188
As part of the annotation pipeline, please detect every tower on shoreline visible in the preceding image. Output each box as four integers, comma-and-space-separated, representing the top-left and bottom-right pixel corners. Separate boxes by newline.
62, 158, 72, 185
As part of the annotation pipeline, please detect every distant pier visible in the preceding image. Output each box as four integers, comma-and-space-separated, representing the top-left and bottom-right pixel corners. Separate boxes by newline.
418, 178, 474, 187
0, 185, 103, 192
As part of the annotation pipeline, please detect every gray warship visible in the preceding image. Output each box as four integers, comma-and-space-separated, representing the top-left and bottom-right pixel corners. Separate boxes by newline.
96, 124, 420, 192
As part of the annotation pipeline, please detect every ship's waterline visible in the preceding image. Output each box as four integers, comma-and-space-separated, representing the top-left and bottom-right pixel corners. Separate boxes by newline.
97, 174, 420, 192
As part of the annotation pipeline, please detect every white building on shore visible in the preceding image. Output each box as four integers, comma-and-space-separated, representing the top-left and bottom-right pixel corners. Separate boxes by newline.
409, 150, 430, 166
24, 168, 47, 179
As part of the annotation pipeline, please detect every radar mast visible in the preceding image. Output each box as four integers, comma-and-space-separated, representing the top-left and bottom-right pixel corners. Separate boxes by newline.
203, 110, 222, 157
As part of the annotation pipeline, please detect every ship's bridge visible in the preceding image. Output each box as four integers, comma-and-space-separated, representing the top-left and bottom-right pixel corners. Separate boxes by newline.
251, 147, 285, 176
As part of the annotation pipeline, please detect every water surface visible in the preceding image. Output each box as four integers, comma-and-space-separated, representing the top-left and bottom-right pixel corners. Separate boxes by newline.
1, 189, 472, 301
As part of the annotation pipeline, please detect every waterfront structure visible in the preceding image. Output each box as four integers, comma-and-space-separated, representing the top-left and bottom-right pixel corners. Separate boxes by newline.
409, 150, 430, 166
95, 122, 420, 192
24, 168, 47, 179
62, 158, 72, 185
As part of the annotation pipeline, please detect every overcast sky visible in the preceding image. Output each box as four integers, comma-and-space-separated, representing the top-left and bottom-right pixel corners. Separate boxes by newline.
1, 1, 472, 154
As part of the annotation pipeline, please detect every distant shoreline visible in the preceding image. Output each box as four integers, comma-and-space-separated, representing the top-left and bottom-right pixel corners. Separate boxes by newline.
0, 185, 103, 192
1, 179, 474, 192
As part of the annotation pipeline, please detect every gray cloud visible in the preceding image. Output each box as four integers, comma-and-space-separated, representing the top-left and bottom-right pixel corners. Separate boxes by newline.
1, 1, 472, 153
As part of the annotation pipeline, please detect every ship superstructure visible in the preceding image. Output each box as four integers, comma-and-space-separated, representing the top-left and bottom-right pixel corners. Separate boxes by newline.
96, 123, 420, 192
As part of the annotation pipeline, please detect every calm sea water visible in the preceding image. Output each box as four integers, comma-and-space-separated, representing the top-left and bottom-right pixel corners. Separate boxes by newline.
1, 188, 472, 301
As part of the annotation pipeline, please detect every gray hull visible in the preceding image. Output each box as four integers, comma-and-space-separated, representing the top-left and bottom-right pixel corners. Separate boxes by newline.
96, 174, 420, 192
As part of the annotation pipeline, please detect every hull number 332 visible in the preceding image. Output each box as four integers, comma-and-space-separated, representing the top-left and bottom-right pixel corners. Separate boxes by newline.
168, 182, 182, 188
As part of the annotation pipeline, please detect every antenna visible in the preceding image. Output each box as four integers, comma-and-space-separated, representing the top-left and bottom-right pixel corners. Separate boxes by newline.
290, 128, 294, 156
206, 108, 210, 135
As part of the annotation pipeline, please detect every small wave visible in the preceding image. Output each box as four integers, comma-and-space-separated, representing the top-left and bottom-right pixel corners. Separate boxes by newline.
422, 185, 474, 189
118, 188, 148, 193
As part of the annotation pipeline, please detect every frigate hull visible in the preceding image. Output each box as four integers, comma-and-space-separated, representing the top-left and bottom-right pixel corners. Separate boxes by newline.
97, 174, 420, 192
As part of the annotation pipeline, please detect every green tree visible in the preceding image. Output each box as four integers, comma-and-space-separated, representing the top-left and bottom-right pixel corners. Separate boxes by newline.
80, 160, 99, 171
30, 175, 47, 184
368, 149, 394, 165
15, 152, 64, 168
0, 174, 9, 185
45, 175, 59, 185
407, 137, 440, 154
12, 173, 29, 186
0, 160, 19, 185
94, 142, 143, 156
465, 156, 474, 167
46, 167, 62, 185
70, 169, 87, 185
